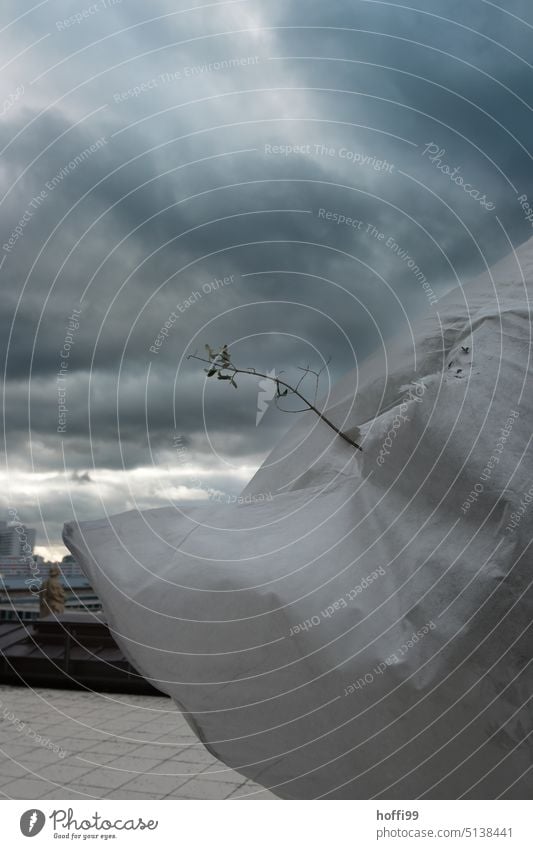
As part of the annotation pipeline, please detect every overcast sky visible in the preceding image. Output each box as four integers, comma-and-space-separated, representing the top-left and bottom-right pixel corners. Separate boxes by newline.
1, 0, 532, 557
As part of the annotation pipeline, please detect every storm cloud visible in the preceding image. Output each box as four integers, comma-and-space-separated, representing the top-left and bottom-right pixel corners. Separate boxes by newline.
1, 0, 532, 553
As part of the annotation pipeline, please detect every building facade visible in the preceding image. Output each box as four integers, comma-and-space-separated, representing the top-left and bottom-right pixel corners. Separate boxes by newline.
0, 521, 36, 558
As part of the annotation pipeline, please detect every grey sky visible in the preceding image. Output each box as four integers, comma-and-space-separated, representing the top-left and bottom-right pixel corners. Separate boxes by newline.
1, 0, 532, 555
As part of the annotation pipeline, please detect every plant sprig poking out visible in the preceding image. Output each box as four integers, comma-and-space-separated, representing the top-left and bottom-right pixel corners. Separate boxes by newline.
187, 344, 362, 451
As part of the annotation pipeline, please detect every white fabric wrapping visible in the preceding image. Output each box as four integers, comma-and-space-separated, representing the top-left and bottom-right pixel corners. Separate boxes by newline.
63, 237, 533, 799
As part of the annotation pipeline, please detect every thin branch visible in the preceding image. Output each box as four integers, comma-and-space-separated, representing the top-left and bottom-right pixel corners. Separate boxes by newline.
187, 349, 362, 451
274, 395, 310, 414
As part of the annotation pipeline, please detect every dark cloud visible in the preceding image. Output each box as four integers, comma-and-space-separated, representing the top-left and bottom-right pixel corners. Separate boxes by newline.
1, 0, 532, 550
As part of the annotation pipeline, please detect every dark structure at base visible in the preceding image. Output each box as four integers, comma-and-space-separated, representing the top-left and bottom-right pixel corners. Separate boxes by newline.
0, 612, 163, 696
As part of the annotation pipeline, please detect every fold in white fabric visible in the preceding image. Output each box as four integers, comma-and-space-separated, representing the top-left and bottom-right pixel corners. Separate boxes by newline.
64, 237, 533, 798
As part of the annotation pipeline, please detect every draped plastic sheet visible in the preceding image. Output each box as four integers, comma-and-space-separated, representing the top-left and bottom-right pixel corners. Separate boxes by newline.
63, 237, 533, 798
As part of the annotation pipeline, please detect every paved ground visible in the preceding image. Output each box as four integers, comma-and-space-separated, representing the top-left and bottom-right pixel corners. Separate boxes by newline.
0, 685, 277, 800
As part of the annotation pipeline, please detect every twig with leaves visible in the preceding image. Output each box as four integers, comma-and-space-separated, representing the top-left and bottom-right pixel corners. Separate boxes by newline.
187, 344, 362, 451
